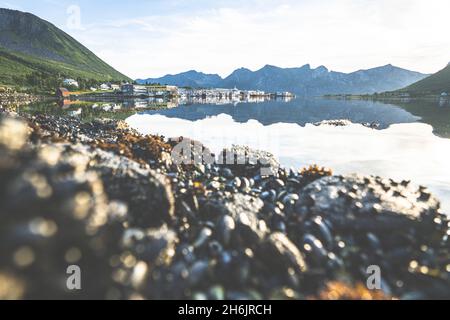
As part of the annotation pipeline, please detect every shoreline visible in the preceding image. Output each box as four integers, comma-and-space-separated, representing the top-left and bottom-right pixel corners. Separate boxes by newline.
323, 94, 450, 102
0, 92, 52, 109
1, 108, 450, 300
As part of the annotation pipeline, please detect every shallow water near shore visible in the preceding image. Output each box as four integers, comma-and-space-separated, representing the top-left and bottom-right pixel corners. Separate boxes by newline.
127, 101, 450, 214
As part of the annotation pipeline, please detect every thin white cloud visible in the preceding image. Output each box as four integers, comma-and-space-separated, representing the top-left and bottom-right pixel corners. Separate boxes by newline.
65, 0, 450, 79
0, 1, 24, 10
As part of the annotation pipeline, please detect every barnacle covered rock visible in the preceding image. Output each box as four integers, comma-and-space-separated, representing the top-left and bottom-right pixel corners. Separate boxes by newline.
295, 174, 443, 234
262, 232, 307, 274
121, 226, 178, 266
204, 193, 267, 245
85, 146, 175, 228
0, 116, 124, 299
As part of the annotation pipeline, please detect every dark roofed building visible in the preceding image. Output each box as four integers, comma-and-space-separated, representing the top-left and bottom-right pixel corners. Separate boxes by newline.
56, 88, 70, 99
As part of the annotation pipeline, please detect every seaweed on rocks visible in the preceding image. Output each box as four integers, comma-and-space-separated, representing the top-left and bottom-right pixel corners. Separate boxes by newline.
299, 165, 333, 187
93, 132, 172, 168
22, 114, 172, 168
312, 281, 390, 300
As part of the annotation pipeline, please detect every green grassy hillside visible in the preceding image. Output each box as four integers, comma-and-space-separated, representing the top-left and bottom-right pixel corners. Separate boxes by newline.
402, 64, 450, 95
0, 8, 130, 91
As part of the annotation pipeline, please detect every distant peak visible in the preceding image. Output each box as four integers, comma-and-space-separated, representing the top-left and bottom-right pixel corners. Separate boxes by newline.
380, 64, 399, 70
257, 64, 281, 72
235, 67, 252, 72
315, 65, 329, 72
354, 64, 397, 73
182, 70, 203, 75
370, 64, 394, 70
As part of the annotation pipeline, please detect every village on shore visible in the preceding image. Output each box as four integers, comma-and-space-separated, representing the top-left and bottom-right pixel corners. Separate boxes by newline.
56, 79, 295, 103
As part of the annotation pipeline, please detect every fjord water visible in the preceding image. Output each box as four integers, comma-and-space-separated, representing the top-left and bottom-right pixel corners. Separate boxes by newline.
126, 98, 450, 213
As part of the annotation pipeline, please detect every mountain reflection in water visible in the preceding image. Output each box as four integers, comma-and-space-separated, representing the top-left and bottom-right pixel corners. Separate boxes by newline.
137, 97, 450, 138
140, 98, 420, 129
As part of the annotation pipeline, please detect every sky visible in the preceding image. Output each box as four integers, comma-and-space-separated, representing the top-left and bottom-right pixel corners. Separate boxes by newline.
1, 0, 450, 79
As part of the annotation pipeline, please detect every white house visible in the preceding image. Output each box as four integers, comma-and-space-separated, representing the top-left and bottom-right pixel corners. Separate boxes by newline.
63, 79, 79, 88
100, 83, 111, 91
121, 84, 148, 96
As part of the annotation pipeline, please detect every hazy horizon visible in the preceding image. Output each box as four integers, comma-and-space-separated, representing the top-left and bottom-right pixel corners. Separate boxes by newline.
1, 0, 450, 79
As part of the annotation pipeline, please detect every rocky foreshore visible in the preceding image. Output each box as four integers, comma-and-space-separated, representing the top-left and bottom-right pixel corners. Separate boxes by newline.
0, 91, 46, 110
313, 119, 381, 129
1, 107, 450, 300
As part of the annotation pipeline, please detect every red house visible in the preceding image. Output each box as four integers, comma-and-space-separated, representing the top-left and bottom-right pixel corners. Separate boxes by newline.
56, 87, 70, 99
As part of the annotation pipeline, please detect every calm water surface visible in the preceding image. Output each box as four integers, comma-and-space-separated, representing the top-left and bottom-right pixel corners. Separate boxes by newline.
125, 98, 450, 213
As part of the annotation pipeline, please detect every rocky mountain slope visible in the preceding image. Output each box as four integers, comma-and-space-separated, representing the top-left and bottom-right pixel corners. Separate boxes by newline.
0, 8, 130, 86
400, 63, 450, 95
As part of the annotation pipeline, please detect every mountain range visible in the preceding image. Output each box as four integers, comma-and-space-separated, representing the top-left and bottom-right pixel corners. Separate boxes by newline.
1, 8, 446, 96
137, 64, 429, 96
0, 8, 130, 86
138, 70, 223, 88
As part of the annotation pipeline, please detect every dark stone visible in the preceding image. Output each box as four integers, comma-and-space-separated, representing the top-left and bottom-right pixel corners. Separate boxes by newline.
295, 174, 443, 235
